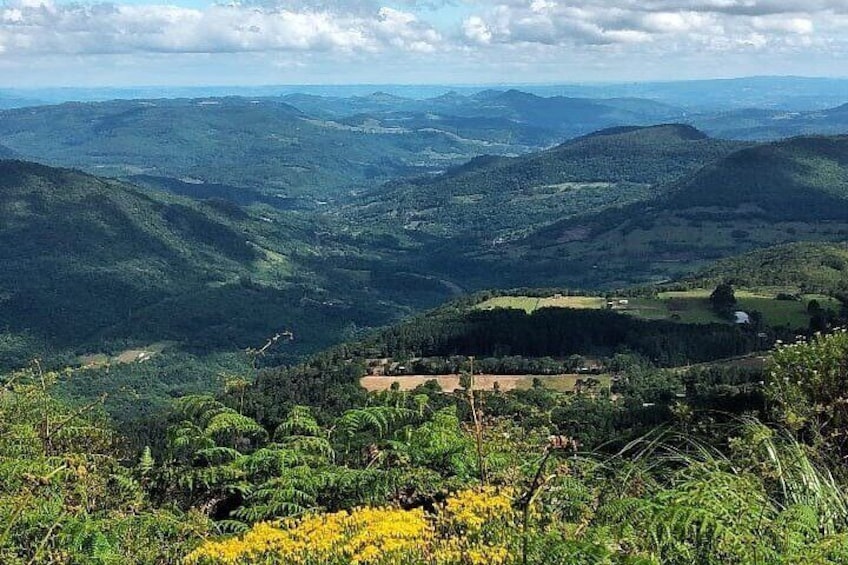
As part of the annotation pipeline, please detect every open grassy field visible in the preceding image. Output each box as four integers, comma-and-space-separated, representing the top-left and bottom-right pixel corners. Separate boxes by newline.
78, 341, 175, 368
477, 290, 839, 329
477, 295, 607, 314
360, 373, 610, 393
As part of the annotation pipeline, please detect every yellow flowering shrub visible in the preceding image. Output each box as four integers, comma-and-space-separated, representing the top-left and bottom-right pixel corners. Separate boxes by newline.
433, 487, 515, 565
186, 506, 430, 564
185, 488, 519, 565
439, 487, 514, 533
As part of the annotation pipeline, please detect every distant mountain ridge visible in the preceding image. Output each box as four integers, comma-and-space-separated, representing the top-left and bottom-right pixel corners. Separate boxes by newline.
693, 105, 848, 140
0, 97, 533, 199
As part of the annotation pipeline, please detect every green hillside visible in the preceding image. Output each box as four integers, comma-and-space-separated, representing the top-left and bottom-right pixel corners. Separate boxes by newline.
684, 241, 848, 294
346, 124, 746, 241
495, 135, 848, 288
663, 136, 848, 217
0, 98, 528, 199
0, 161, 456, 362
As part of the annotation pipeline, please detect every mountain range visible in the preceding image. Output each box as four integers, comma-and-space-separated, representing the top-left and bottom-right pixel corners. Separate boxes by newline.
1, 89, 847, 215
3, 89, 848, 363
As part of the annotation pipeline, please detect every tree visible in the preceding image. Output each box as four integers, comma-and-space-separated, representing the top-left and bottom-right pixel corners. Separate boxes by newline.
709, 282, 737, 318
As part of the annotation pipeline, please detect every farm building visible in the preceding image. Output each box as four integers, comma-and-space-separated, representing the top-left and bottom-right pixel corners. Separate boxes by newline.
734, 311, 751, 324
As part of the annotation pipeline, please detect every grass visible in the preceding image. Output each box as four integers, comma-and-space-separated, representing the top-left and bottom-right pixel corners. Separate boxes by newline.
477, 295, 606, 314
478, 289, 839, 330
360, 373, 611, 393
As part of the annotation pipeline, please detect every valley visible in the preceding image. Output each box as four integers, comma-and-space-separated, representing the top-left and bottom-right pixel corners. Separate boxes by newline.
4, 78, 848, 564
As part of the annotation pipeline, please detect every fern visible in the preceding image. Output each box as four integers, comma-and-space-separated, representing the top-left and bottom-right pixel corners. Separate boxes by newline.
334, 406, 417, 439
138, 446, 155, 475
234, 473, 317, 522
194, 446, 243, 466
274, 405, 321, 439
205, 412, 267, 446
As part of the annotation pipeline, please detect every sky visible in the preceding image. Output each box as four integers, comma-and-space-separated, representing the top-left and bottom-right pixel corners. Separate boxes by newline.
1, 0, 848, 87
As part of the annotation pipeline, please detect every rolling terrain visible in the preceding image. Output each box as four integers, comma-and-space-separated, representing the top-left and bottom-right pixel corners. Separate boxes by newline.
0, 160, 461, 366
1, 88, 846, 214
8, 126, 848, 366
6, 80, 848, 565
484, 135, 848, 288
344, 124, 748, 242
0, 98, 526, 199
0, 92, 690, 204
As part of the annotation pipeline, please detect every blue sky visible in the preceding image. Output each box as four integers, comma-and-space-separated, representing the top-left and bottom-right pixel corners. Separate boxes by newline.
2, 0, 847, 87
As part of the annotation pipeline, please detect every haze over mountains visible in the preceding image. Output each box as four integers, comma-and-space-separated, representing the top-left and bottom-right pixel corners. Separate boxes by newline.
7, 76, 848, 110
3, 84, 848, 208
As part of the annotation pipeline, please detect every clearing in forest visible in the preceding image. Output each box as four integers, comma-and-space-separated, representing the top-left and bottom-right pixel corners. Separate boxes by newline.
476, 290, 839, 329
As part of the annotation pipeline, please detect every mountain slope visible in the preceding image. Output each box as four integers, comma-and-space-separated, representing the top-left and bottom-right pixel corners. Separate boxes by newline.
662, 136, 848, 218
499, 135, 848, 288
345, 124, 748, 241
0, 98, 529, 199
683, 241, 848, 294
0, 161, 452, 356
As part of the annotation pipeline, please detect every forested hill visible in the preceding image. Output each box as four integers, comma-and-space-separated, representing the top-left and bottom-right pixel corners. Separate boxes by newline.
0, 159, 258, 344
0, 160, 433, 357
0, 98, 524, 198
682, 241, 848, 294
662, 135, 848, 218
345, 124, 747, 240
499, 135, 848, 288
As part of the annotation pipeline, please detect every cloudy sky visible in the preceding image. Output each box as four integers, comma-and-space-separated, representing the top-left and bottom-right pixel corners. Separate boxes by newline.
1, 0, 847, 87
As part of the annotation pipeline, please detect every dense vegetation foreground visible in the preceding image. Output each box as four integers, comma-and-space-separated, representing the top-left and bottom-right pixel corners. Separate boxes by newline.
4, 327, 848, 564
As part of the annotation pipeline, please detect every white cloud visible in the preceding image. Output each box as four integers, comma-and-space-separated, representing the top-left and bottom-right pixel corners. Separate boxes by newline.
0, 0, 443, 55
462, 15, 493, 44
375, 6, 442, 52
3, 0, 848, 85
751, 16, 814, 34
458, 0, 842, 49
